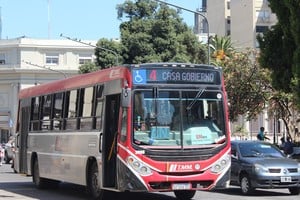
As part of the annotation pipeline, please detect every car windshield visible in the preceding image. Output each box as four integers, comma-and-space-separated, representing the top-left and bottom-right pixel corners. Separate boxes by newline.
133, 89, 226, 148
239, 143, 284, 158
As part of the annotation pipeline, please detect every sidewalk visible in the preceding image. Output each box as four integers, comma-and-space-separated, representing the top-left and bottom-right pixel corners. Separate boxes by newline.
0, 163, 36, 200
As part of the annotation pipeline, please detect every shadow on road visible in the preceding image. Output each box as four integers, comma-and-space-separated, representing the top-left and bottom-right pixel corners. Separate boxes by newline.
0, 180, 177, 200
212, 187, 293, 197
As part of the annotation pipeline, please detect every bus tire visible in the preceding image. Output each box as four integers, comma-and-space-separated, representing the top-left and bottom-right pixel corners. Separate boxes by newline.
32, 158, 47, 189
174, 190, 196, 200
87, 162, 104, 200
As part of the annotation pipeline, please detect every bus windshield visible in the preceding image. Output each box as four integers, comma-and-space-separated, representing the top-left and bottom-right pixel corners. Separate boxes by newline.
133, 89, 226, 148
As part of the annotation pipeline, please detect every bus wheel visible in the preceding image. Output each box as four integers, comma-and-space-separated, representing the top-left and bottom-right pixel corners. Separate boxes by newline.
174, 190, 196, 200
88, 162, 104, 200
32, 158, 47, 189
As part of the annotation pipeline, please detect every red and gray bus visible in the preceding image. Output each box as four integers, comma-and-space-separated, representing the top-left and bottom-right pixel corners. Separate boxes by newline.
14, 63, 231, 200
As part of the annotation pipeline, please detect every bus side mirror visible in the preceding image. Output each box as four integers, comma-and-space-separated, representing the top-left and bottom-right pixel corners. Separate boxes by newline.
121, 88, 131, 108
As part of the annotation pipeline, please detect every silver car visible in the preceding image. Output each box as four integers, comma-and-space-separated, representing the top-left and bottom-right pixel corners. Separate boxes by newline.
230, 140, 300, 195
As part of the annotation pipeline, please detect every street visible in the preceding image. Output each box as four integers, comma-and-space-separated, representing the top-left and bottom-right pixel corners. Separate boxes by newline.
1, 163, 300, 200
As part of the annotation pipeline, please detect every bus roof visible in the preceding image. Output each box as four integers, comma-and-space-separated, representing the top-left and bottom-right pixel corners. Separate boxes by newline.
19, 66, 130, 99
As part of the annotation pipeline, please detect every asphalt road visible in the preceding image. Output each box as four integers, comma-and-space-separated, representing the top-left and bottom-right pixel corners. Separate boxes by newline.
1, 163, 300, 200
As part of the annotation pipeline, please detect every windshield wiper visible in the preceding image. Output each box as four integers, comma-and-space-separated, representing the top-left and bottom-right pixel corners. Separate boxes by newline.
186, 88, 206, 110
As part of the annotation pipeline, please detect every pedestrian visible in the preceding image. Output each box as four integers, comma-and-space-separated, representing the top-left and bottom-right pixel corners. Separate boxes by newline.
283, 137, 294, 155
0, 145, 4, 166
257, 127, 270, 141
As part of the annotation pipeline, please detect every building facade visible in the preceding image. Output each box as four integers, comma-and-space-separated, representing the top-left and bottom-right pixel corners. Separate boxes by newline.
195, 0, 277, 49
0, 37, 96, 143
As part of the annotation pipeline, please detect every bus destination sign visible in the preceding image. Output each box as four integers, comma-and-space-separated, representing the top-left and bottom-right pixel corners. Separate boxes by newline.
132, 68, 219, 85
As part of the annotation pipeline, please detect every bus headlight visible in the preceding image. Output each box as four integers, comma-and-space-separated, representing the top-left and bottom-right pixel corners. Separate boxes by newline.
211, 154, 231, 174
127, 156, 152, 176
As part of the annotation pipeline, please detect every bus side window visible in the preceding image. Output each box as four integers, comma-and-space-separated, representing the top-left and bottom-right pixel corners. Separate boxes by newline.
80, 87, 94, 130
93, 85, 104, 130
53, 92, 64, 130
120, 109, 128, 142
65, 90, 79, 130
30, 97, 41, 131
41, 94, 53, 131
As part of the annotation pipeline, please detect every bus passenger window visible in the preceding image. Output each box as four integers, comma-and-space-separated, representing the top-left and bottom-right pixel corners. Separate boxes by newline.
30, 97, 41, 131
53, 92, 64, 130
79, 87, 93, 130
65, 90, 79, 130
93, 85, 103, 130
68, 90, 78, 118
82, 87, 93, 117
41, 94, 52, 130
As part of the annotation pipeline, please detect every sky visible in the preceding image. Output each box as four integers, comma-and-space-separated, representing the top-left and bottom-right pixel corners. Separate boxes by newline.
0, 0, 202, 41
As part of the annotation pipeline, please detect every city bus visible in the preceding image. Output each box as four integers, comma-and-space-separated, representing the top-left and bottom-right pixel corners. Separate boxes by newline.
14, 63, 231, 200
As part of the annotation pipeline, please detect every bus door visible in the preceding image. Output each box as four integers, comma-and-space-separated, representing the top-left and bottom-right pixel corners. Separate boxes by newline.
15, 101, 30, 174
102, 94, 120, 188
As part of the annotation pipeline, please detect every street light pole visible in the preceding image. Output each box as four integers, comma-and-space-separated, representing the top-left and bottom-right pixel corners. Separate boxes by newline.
60, 34, 119, 66
152, 0, 210, 64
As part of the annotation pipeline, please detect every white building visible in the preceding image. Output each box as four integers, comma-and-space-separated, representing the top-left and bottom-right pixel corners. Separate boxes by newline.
195, 0, 277, 49
0, 37, 96, 143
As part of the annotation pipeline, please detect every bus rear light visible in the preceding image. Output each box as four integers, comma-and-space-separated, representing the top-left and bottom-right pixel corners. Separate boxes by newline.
127, 156, 152, 176
210, 154, 231, 174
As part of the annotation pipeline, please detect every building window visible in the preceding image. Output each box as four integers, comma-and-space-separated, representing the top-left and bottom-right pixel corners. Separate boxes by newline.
46, 53, 59, 65
0, 53, 5, 65
256, 26, 268, 33
79, 54, 93, 65
256, 10, 270, 22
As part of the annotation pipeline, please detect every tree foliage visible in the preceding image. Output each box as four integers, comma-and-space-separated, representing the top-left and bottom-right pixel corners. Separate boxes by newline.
221, 49, 272, 122
209, 35, 235, 65
117, 0, 206, 64
95, 38, 123, 69
78, 62, 98, 74
257, 0, 300, 108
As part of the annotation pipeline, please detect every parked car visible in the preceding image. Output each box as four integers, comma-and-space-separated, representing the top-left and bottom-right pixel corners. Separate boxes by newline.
230, 140, 300, 195
4, 136, 15, 164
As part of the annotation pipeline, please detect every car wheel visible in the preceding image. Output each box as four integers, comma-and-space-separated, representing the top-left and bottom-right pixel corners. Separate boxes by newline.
240, 174, 253, 195
288, 187, 300, 195
174, 190, 196, 200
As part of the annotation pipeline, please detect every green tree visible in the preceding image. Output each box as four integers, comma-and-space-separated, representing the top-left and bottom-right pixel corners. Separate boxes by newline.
117, 0, 206, 64
209, 35, 235, 65
78, 62, 98, 74
95, 38, 122, 69
257, 0, 300, 108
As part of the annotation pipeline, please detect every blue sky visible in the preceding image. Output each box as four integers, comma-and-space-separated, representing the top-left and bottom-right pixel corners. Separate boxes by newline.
0, 0, 202, 40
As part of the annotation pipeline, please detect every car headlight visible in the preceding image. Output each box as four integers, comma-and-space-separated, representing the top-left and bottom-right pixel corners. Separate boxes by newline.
127, 156, 152, 176
254, 163, 268, 173
211, 154, 231, 173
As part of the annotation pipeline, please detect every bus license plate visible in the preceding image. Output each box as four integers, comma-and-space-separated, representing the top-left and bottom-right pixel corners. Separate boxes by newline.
172, 183, 191, 190
281, 176, 292, 182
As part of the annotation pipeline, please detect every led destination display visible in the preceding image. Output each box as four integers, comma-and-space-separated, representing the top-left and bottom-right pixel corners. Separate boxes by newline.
132, 68, 220, 85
